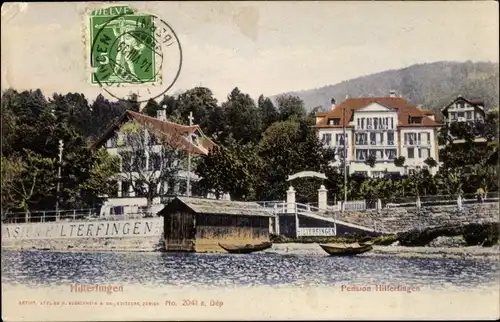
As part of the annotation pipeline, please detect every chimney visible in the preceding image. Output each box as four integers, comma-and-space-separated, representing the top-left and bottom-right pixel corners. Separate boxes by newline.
331, 97, 336, 110
389, 90, 396, 97
156, 108, 167, 121
156, 104, 167, 121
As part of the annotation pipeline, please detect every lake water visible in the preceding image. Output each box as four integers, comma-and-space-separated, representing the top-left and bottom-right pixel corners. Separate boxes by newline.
2, 250, 499, 290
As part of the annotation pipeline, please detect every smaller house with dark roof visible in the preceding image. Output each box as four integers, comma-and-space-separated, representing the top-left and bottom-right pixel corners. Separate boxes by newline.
158, 197, 274, 252
315, 91, 442, 177
92, 109, 218, 217
441, 95, 485, 124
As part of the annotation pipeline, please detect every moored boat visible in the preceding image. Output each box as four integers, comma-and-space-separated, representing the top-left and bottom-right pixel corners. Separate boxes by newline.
319, 243, 373, 256
218, 242, 273, 254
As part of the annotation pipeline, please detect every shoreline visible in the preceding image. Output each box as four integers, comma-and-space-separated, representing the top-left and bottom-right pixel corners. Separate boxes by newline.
265, 243, 500, 259
2, 243, 499, 260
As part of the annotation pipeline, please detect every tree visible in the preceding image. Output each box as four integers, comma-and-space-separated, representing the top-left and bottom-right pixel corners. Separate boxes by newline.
77, 148, 121, 207
5, 149, 57, 220
176, 87, 219, 129
424, 157, 438, 169
88, 94, 128, 140
256, 116, 336, 202
221, 87, 262, 144
117, 120, 186, 216
394, 156, 406, 167
125, 93, 141, 112
1, 155, 23, 215
195, 139, 259, 200
275, 94, 307, 121
364, 154, 377, 168
257, 95, 279, 130
142, 99, 161, 117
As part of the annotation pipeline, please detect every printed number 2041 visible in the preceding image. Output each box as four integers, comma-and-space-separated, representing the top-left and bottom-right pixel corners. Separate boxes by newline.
182, 299, 198, 306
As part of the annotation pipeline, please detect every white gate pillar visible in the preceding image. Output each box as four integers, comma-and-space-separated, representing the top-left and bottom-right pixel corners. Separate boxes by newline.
318, 185, 328, 210
287, 186, 296, 213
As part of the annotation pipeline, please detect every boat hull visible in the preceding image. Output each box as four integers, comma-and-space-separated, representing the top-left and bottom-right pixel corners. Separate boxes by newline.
218, 242, 273, 254
319, 244, 373, 256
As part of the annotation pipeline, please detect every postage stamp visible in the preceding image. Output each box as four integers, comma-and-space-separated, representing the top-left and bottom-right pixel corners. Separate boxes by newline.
85, 5, 182, 102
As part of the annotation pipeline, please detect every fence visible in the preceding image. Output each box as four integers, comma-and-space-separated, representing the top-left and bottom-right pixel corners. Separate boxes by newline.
336, 191, 499, 211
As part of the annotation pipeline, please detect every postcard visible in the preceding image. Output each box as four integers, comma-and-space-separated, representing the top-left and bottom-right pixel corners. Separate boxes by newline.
1, 1, 499, 321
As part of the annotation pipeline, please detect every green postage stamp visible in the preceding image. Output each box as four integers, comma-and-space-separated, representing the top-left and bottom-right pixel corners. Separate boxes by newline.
86, 4, 182, 101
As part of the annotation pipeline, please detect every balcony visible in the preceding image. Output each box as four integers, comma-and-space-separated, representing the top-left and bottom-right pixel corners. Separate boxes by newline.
404, 140, 432, 147
359, 125, 392, 131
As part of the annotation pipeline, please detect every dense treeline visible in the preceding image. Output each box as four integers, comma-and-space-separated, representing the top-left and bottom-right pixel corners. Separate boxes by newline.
1, 85, 498, 217
279, 61, 499, 118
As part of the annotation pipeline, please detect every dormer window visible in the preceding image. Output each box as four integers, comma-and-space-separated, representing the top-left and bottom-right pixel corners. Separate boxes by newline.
328, 118, 340, 125
408, 116, 423, 124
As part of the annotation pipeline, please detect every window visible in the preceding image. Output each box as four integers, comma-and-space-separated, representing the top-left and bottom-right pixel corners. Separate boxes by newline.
336, 133, 347, 145
148, 153, 162, 171
451, 112, 457, 120
466, 111, 472, 120
408, 117, 423, 124
356, 149, 368, 161
407, 147, 415, 159
457, 102, 464, 108
419, 148, 430, 159
355, 133, 367, 145
458, 112, 464, 118
353, 171, 368, 177
321, 133, 332, 146
385, 149, 397, 160
405, 133, 416, 145
106, 134, 118, 148
370, 133, 376, 145
328, 118, 340, 125
387, 132, 395, 145
121, 181, 131, 197
378, 132, 384, 144
422, 132, 430, 145
111, 206, 124, 215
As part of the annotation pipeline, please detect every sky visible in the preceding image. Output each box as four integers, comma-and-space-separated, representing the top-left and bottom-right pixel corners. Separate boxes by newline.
1, 1, 499, 105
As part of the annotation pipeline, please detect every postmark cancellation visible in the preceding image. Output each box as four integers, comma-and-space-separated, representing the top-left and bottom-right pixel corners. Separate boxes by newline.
83, 4, 182, 101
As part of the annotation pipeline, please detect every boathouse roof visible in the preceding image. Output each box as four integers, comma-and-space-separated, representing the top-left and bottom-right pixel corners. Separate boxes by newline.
159, 197, 275, 217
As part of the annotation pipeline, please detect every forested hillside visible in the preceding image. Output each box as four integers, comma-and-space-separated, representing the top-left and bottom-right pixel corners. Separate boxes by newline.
274, 61, 499, 116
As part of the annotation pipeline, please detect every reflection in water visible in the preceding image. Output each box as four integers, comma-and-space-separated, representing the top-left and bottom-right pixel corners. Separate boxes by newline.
1, 250, 498, 289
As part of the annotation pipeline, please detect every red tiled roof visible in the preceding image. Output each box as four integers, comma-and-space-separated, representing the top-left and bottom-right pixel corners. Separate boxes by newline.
92, 110, 217, 155
470, 99, 484, 106
314, 97, 441, 128
420, 109, 435, 115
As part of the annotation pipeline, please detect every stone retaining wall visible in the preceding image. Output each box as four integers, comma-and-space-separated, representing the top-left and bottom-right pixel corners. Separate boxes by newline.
1, 218, 164, 252
1, 236, 164, 252
327, 203, 499, 233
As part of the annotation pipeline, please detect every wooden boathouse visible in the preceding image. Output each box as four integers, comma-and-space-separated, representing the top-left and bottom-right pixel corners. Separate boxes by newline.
158, 197, 274, 253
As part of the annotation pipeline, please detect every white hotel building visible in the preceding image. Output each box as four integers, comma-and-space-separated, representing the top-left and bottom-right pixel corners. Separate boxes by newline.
315, 91, 442, 177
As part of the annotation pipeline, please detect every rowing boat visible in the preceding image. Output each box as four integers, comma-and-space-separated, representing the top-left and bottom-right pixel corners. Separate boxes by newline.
218, 242, 273, 254
319, 243, 373, 256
